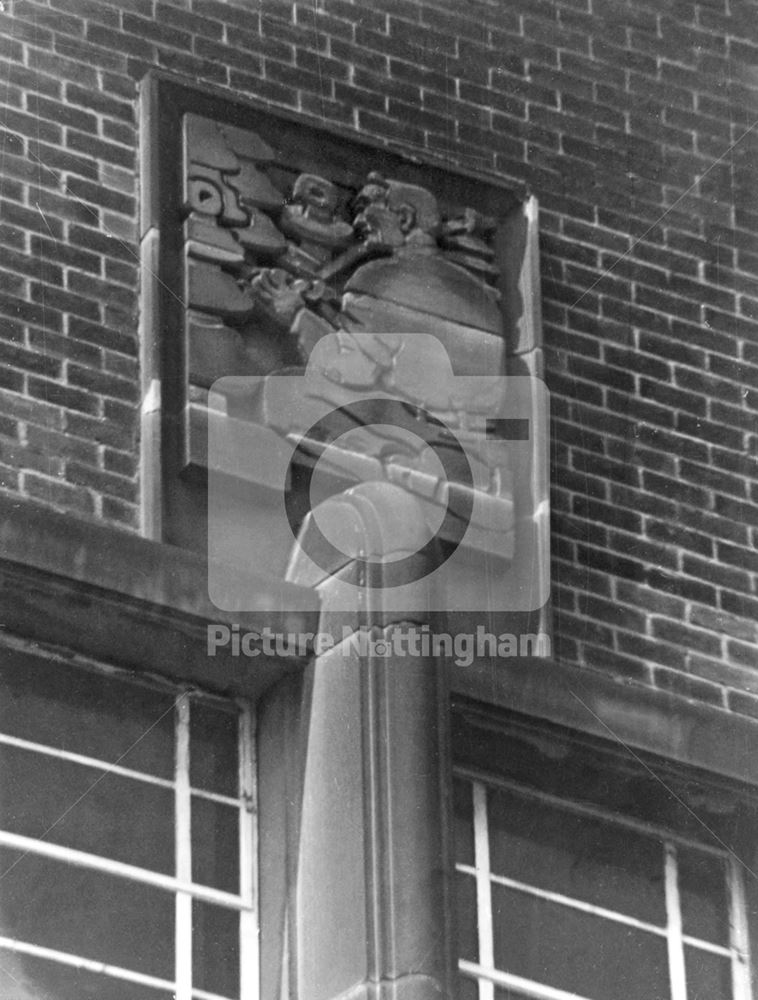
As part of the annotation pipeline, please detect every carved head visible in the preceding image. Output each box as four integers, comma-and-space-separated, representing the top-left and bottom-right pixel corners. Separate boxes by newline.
291, 174, 340, 221
353, 172, 441, 249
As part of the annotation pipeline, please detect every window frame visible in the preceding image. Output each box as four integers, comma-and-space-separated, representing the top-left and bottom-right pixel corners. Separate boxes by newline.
455, 768, 752, 1000
452, 698, 758, 1000
0, 655, 259, 1000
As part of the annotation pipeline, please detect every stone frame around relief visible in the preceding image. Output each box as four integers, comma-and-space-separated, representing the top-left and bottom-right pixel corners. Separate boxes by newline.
139, 71, 540, 526
138, 70, 548, 629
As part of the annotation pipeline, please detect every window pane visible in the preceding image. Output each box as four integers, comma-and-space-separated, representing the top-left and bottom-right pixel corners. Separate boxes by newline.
678, 847, 729, 945
456, 871, 478, 964
192, 795, 239, 893
488, 787, 666, 924
685, 947, 731, 1000
491, 883, 670, 1000
193, 899, 239, 997
0, 743, 174, 873
0, 849, 175, 980
190, 699, 238, 796
454, 777, 474, 866
0, 953, 174, 1000
458, 974, 478, 1000
0, 660, 175, 778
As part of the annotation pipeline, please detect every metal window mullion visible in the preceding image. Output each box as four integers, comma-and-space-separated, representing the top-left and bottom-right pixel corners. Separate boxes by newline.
0, 937, 238, 1000
192, 988, 238, 1000
454, 765, 729, 858
472, 781, 494, 1000
0, 935, 177, 992
0, 731, 177, 789
457, 861, 668, 938
191, 786, 240, 808
727, 856, 752, 1000
459, 959, 594, 1000
664, 842, 688, 1000
455, 863, 734, 959
0, 828, 249, 908
0, 732, 242, 812
238, 703, 258, 1000
175, 695, 193, 1000
681, 934, 732, 958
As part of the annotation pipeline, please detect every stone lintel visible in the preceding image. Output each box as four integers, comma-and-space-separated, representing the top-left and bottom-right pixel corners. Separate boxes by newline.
0, 496, 317, 698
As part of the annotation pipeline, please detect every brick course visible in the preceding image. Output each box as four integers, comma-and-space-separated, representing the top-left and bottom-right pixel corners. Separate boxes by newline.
2, 0, 757, 704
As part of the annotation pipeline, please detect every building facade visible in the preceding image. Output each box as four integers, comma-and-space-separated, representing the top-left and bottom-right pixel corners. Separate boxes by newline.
0, 2, 757, 999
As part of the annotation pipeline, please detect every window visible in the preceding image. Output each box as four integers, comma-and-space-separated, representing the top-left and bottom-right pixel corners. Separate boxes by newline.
453, 706, 756, 1000
0, 656, 257, 1000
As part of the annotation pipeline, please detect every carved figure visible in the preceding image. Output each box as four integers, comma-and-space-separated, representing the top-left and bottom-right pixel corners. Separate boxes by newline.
183, 115, 287, 319
279, 174, 353, 269
172, 114, 546, 611
183, 115, 299, 382
243, 176, 514, 551
250, 173, 507, 413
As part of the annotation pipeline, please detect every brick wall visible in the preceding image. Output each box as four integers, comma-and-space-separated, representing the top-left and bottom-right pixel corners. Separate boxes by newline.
2, 0, 757, 709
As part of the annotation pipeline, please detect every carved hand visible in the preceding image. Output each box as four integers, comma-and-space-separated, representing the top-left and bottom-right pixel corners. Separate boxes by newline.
249, 268, 310, 329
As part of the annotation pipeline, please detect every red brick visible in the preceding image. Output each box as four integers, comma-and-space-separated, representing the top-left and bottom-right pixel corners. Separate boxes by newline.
229, 71, 294, 108
617, 634, 687, 672
67, 462, 137, 503
555, 610, 615, 648
679, 459, 747, 500
358, 109, 424, 148
0, 340, 61, 380
556, 460, 608, 497
86, 22, 154, 61
0, 366, 24, 394
101, 72, 138, 101
654, 668, 724, 706
28, 376, 100, 416
101, 119, 137, 146
65, 84, 134, 123
727, 691, 758, 721
104, 449, 137, 477
646, 568, 718, 607
67, 130, 134, 169
49, 0, 120, 27
67, 364, 138, 403
26, 424, 99, 466
192, 0, 252, 30
0, 13, 53, 47
102, 495, 139, 527
65, 410, 134, 451
104, 260, 138, 288
682, 555, 751, 594
67, 318, 137, 357
54, 35, 127, 73
577, 593, 648, 633
299, 93, 353, 126
24, 472, 95, 516
582, 645, 652, 684
30, 284, 100, 323
676, 413, 744, 450
0, 437, 63, 477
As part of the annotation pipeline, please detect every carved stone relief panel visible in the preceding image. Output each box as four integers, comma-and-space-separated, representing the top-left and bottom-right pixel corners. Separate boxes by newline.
140, 73, 548, 626
180, 111, 525, 390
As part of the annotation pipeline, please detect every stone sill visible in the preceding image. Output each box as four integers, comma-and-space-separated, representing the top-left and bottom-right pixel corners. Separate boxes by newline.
0, 496, 318, 699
